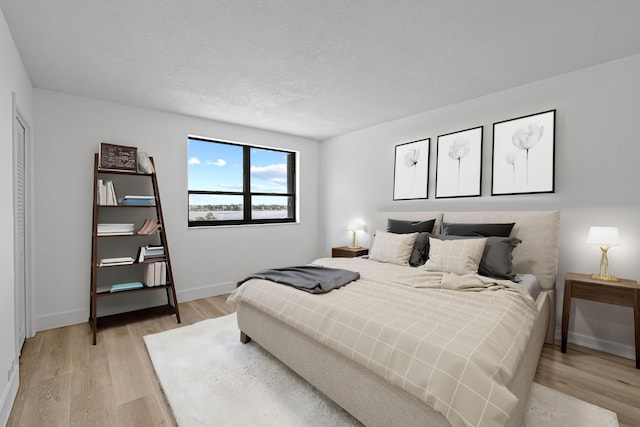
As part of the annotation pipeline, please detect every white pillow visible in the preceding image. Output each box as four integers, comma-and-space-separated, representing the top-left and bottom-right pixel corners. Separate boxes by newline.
369, 230, 418, 265
423, 236, 487, 274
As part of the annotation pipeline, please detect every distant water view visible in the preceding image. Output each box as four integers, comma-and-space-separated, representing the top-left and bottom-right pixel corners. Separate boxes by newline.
189, 210, 288, 221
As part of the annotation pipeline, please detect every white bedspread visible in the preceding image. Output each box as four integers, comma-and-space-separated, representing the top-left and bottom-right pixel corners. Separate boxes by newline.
229, 257, 538, 427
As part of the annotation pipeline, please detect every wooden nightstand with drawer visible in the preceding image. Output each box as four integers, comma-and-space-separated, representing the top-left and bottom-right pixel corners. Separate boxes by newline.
331, 246, 368, 258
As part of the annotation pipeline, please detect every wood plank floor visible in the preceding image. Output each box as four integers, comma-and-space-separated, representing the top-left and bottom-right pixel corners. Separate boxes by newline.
7, 295, 640, 427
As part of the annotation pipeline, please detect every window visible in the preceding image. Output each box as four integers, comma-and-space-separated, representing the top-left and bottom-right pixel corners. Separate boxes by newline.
188, 136, 297, 226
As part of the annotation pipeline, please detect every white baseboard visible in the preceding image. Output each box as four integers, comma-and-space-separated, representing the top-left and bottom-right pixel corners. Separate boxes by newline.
0, 363, 19, 427
176, 281, 235, 302
555, 329, 636, 360
36, 308, 87, 332
35, 282, 235, 332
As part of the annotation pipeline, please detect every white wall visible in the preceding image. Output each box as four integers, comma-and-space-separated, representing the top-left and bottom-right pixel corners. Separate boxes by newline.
321, 53, 640, 359
0, 8, 33, 426
33, 88, 322, 329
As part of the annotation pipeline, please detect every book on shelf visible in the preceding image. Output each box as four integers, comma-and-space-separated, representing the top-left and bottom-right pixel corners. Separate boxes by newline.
98, 256, 135, 266
97, 231, 134, 236
144, 261, 167, 286
96, 179, 118, 206
121, 195, 155, 206
160, 262, 167, 285
136, 218, 160, 235
97, 223, 135, 236
110, 281, 144, 292
145, 244, 164, 249
145, 247, 164, 255
97, 179, 106, 205
144, 262, 154, 286
106, 180, 117, 205
136, 245, 166, 263
124, 195, 154, 199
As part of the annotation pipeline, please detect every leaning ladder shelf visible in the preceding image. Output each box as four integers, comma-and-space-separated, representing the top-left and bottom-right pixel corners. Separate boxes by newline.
89, 153, 181, 344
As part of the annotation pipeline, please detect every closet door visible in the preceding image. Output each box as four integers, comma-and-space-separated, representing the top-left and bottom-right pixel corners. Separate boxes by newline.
14, 115, 26, 353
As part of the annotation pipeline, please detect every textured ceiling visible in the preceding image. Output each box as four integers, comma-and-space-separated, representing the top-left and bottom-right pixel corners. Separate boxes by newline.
2, 1, 640, 140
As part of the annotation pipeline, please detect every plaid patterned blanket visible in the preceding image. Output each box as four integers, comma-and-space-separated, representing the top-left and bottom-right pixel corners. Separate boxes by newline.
230, 257, 537, 427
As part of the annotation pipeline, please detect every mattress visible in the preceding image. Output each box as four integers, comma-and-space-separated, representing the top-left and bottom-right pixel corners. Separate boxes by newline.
514, 273, 541, 300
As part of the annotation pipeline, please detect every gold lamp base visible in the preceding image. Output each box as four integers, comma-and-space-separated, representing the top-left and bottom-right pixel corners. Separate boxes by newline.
590, 273, 619, 282
349, 229, 360, 249
592, 245, 618, 281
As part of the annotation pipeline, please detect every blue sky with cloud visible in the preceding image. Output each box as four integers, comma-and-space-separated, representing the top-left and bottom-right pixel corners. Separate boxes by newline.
188, 139, 290, 206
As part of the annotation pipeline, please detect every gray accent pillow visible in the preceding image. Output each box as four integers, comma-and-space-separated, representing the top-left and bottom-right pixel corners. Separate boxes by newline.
433, 235, 522, 280
387, 218, 436, 234
408, 232, 431, 267
442, 222, 515, 237
387, 219, 436, 266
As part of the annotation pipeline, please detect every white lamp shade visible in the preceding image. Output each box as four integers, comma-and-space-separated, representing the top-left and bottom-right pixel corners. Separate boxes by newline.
587, 226, 621, 246
349, 220, 364, 231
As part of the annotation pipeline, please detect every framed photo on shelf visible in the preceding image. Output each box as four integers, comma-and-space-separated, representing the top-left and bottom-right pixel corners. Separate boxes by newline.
492, 110, 555, 195
435, 126, 483, 198
393, 138, 430, 200
99, 142, 138, 172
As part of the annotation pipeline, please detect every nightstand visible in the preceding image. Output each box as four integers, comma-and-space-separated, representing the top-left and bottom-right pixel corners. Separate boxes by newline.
331, 246, 368, 258
561, 272, 640, 368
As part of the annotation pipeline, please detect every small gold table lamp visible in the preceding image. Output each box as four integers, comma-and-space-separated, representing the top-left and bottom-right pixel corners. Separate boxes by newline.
587, 226, 621, 281
348, 220, 364, 248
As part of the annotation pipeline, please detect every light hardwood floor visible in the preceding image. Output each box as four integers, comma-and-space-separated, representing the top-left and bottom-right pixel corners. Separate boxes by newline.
7, 295, 640, 427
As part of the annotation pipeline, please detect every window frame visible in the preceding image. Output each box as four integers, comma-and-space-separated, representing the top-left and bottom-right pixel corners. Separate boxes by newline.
188, 136, 297, 227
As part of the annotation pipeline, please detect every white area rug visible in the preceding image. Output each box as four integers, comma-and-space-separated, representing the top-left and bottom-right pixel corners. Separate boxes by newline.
144, 313, 619, 427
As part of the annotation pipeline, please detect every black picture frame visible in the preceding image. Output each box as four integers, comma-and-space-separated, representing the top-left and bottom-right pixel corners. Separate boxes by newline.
435, 126, 483, 199
99, 142, 138, 172
491, 110, 556, 195
393, 138, 429, 200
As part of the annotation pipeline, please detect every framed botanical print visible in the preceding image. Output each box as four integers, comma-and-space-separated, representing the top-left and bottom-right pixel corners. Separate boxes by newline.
435, 126, 483, 198
492, 110, 555, 195
393, 138, 429, 200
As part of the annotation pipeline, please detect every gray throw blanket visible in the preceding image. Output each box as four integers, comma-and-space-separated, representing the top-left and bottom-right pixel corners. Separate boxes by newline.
237, 265, 360, 294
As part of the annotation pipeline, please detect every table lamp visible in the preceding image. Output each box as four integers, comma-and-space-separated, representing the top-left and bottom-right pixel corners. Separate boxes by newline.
348, 220, 364, 248
587, 226, 621, 281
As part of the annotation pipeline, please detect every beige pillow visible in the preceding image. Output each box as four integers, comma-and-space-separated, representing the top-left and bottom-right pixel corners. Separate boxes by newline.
423, 236, 487, 274
369, 230, 418, 265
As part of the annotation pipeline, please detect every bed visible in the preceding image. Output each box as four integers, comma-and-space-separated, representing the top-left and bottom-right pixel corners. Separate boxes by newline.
229, 210, 560, 427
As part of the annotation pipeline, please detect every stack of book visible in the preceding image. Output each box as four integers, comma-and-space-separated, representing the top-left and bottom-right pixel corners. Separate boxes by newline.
98, 256, 135, 267
137, 218, 160, 235
144, 262, 167, 287
121, 195, 155, 206
110, 281, 144, 292
97, 179, 118, 205
97, 223, 135, 236
136, 245, 165, 263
